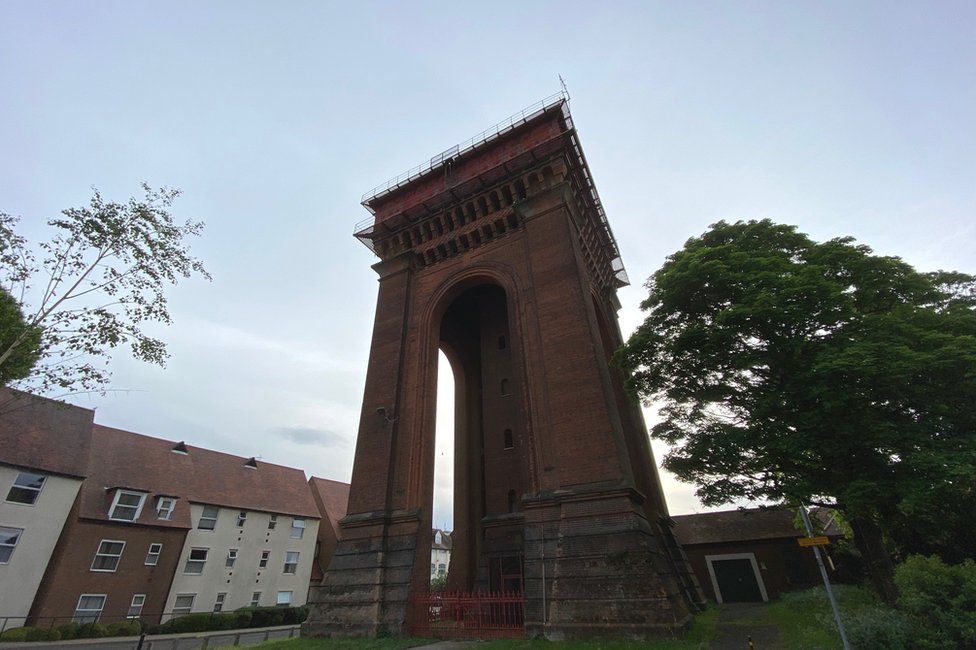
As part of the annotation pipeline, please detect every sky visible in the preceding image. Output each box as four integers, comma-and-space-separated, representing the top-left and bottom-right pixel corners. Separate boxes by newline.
2, 1, 974, 528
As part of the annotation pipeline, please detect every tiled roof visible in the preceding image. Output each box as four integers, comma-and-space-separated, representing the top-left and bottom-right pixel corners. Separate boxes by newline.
309, 476, 350, 533
672, 507, 843, 546
76, 424, 320, 528
0, 388, 94, 478
431, 528, 453, 551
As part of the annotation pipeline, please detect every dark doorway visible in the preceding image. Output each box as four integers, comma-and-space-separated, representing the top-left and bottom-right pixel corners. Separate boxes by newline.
711, 558, 764, 603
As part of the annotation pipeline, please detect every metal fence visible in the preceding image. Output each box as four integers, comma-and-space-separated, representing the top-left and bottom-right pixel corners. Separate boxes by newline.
0, 607, 302, 635
408, 590, 524, 639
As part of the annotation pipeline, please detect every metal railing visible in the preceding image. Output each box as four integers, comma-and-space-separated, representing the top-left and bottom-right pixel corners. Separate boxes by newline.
408, 590, 524, 639
360, 91, 570, 207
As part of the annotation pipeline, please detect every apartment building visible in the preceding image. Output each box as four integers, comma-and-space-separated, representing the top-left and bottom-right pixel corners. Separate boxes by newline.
0, 389, 345, 628
0, 390, 94, 628
430, 529, 452, 582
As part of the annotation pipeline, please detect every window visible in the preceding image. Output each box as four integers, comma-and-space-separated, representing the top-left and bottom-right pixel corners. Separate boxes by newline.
226, 548, 238, 568
213, 593, 226, 612
73, 594, 106, 623
507, 489, 517, 514
250, 592, 261, 607
438, 563, 446, 576
172, 594, 195, 615
290, 517, 305, 539
431, 562, 435, 574
198, 505, 219, 530
156, 497, 176, 520
236, 510, 247, 527
0, 527, 22, 563
6, 472, 45, 505
268, 515, 277, 530
500, 379, 510, 396
108, 490, 146, 521
276, 591, 292, 607
145, 543, 163, 566
183, 548, 208, 574
127, 594, 145, 618
504, 429, 514, 449
91, 540, 125, 572
259, 550, 270, 568
283, 551, 299, 574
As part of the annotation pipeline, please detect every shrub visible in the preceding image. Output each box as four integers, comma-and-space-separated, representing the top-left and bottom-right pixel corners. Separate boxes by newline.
104, 619, 141, 637
248, 606, 286, 627
25, 627, 61, 642
55, 623, 79, 640
844, 606, 912, 650
0, 627, 29, 642
895, 554, 976, 650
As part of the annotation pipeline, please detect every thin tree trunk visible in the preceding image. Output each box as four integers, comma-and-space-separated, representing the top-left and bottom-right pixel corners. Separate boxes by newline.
848, 513, 898, 605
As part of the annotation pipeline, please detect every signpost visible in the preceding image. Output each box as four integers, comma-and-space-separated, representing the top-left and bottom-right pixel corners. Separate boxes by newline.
799, 506, 850, 650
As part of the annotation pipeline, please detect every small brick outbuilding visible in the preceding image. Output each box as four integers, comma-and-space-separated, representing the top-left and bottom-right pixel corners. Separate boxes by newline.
672, 507, 843, 603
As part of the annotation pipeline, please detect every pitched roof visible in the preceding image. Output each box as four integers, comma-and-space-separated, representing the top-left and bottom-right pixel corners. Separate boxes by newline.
672, 507, 843, 546
308, 476, 350, 534
76, 424, 320, 528
431, 528, 453, 551
0, 388, 94, 478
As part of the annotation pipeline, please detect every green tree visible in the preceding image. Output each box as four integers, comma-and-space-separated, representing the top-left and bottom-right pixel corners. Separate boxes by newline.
613, 219, 976, 603
0, 287, 42, 384
0, 184, 210, 401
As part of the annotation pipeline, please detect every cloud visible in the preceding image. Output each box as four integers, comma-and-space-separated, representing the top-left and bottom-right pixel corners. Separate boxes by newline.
273, 426, 346, 447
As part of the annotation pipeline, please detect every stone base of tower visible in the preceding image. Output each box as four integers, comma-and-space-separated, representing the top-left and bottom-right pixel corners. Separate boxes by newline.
522, 484, 696, 640
302, 510, 420, 638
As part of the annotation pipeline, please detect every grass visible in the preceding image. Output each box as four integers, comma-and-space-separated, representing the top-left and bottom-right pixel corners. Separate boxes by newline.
252, 606, 719, 650
767, 584, 880, 649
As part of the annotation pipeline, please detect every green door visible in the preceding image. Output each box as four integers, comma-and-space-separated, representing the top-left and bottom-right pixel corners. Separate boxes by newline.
712, 558, 763, 603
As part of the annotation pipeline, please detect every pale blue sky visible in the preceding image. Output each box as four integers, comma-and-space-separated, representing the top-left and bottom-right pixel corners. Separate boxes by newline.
2, 1, 973, 524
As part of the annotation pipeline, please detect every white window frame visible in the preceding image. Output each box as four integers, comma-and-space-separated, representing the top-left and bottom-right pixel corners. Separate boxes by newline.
289, 517, 305, 539
145, 542, 163, 566
183, 547, 209, 575
6, 471, 46, 506
73, 594, 107, 623
0, 526, 23, 564
213, 592, 226, 612
127, 594, 146, 618
226, 548, 238, 568
236, 510, 248, 527
276, 591, 292, 607
283, 551, 299, 575
156, 496, 176, 520
268, 515, 277, 530
250, 591, 261, 607
108, 490, 147, 521
91, 539, 126, 572
198, 505, 219, 530
172, 593, 195, 615
704, 552, 769, 604
259, 550, 270, 568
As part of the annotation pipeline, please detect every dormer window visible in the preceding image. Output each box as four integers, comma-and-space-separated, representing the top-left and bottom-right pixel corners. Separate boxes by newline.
108, 490, 147, 522
156, 497, 176, 520
171, 441, 188, 455
244, 457, 258, 469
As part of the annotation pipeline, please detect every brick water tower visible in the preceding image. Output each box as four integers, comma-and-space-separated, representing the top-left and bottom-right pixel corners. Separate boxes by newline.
305, 94, 702, 639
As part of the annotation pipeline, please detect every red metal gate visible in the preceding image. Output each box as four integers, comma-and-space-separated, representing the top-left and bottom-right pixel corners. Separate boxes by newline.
408, 591, 524, 639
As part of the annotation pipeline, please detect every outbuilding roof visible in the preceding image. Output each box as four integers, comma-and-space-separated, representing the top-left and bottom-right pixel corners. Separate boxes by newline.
672, 507, 843, 546
309, 476, 350, 536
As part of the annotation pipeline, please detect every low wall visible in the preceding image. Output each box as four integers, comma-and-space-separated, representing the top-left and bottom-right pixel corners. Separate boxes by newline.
0, 624, 299, 649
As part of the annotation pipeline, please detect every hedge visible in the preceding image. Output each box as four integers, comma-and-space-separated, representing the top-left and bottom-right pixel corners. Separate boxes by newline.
0, 605, 308, 642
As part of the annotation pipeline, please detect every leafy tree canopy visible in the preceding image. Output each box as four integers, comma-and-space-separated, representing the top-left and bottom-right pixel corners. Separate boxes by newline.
614, 219, 976, 597
0, 184, 210, 397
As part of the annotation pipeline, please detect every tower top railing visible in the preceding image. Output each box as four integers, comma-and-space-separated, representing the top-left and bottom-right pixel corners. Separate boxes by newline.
361, 91, 570, 207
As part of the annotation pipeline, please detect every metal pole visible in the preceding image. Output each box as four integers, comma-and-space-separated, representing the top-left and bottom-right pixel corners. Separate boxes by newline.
799, 506, 850, 650
540, 536, 547, 627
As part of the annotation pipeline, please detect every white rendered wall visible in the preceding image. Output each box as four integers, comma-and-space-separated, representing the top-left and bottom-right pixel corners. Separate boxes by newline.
0, 465, 82, 627
162, 504, 318, 619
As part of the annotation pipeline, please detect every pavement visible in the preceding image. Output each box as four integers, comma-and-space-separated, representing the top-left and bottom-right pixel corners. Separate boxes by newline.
709, 602, 782, 650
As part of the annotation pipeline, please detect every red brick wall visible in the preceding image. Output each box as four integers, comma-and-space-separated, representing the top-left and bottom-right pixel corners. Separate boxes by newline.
30, 509, 186, 625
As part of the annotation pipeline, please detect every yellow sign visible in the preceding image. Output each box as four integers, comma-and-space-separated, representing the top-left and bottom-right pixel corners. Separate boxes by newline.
798, 536, 830, 547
